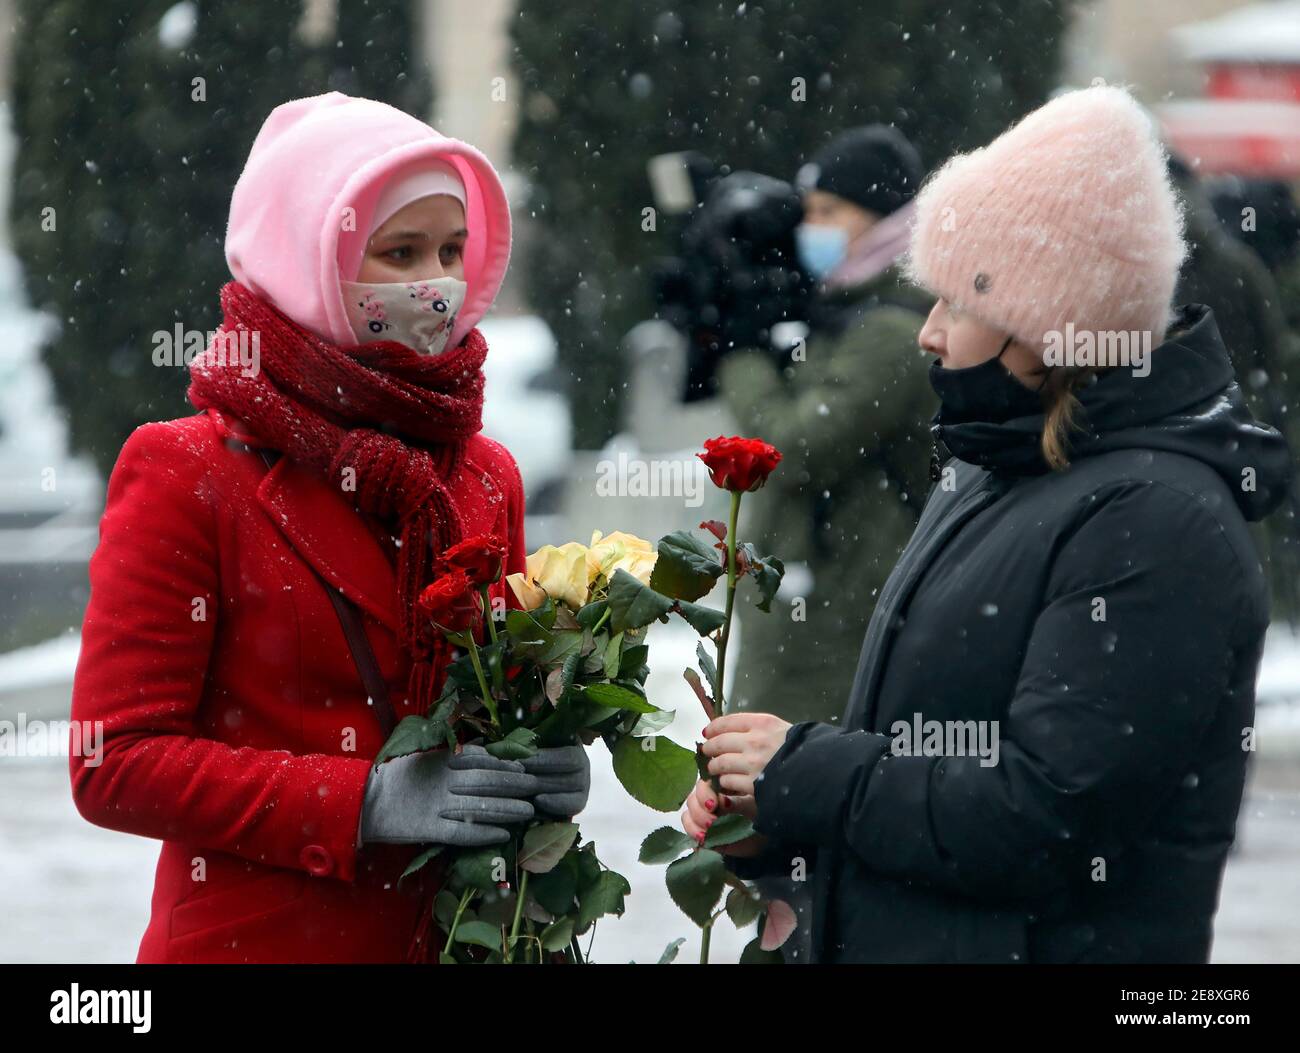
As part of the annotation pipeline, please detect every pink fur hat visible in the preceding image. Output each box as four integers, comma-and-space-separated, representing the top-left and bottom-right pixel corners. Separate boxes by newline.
905, 85, 1187, 352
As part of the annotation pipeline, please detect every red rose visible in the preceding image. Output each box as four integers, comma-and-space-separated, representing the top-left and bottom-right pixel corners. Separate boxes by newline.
438, 534, 507, 586
418, 570, 483, 634
697, 436, 783, 493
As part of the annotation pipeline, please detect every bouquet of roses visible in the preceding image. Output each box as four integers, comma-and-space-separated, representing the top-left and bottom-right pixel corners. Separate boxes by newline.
374, 530, 700, 963
375, 435, 796, 964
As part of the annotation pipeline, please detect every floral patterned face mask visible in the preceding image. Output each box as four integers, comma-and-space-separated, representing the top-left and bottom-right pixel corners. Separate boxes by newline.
340, 275, 467, 355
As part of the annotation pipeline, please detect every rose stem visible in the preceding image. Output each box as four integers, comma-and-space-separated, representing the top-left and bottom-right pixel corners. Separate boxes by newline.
700, 912, 717, 964
461, 631, 500, 729
445, 886, 475, 955
505, 869, 530, 963
713, 488, 743, 716
479, 584, 499, 646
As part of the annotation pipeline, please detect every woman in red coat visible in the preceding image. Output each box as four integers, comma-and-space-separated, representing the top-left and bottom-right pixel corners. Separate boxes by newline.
67, 93, 570, 963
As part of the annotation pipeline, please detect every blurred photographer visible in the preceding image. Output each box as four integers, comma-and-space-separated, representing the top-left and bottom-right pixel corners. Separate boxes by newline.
720, 126, 936, 725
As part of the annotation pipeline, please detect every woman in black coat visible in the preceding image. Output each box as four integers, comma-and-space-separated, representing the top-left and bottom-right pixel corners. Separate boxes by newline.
684, 85, 1294, 963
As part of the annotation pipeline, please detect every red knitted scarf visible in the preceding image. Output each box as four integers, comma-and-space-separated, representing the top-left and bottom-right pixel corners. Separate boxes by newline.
188, 280, 487, 718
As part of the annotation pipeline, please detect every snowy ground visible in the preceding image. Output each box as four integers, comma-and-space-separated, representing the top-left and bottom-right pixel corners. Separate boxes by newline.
2, 623, 1299, 963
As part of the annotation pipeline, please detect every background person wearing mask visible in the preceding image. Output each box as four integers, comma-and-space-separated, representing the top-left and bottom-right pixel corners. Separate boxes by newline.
719, 126, 936, 727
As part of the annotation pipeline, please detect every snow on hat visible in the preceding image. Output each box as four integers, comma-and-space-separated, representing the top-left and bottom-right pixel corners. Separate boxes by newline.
904, 84, 1187, 353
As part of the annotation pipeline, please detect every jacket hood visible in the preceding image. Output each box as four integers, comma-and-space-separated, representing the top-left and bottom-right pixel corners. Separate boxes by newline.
935, 303, 1294, 521
226, 92, 511, 350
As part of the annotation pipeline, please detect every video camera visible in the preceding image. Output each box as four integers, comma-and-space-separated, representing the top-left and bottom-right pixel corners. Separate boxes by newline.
647, 151, 814, 402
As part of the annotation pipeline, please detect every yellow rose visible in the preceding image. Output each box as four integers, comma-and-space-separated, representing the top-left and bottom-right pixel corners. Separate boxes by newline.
505, 571, 547, 611
507, 542, 590, 610
587, 530, 658, 588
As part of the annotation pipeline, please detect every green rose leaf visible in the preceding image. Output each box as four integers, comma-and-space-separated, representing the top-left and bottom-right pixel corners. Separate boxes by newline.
582, 681, 660, 714
575, 869, 631, 931
398, 844, 444, 885
740, 544, 786, 614
666, 849, 726, 927
611, 734, 698, 811
639, 826, 696, 865
696, 642, 719, 700
505, 603, 554, 641
607, 568, 675, 633
726, 885, 764, 929
696, 742, 713, 784
576, 599, 610, 631
453, 844, 512, 891
486, 726, 538, 761
703, 812, 755, 849
433, 889, 460, 929
603, 631, 624, 679
574, 841, 603, 889
649, 530, 724, 602
619, 642, 651, 684
520, 821, 581, 874
523, 894, 554, 926
539, 916, 575, 952
559, 648, 583, 698
531, 859, 579, 916
658, 937, 687, 964
454, 920, 505, 951
674, 600, 727, 636
373, 706, 452, 765
540, 628, 585, 667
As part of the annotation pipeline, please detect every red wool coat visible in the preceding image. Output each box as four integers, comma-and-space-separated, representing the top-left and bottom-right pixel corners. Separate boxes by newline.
68, 407, 527, 963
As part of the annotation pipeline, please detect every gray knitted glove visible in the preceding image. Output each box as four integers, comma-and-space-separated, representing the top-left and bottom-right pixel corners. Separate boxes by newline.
521, 745, 591, 818
358, 744, 540, 847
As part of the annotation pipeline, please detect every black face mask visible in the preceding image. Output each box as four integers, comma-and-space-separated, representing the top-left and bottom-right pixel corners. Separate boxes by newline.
928, 335, 1045, 426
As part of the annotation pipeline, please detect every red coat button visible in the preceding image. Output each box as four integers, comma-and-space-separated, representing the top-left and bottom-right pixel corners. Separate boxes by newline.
300, 844, 334, 877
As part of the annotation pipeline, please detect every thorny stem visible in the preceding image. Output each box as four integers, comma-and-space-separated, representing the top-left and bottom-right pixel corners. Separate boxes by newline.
713, 489, 743, 716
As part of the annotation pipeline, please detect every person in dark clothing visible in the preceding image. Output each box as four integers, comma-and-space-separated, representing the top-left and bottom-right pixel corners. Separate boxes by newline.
721, 125, 934, 727
683, 86, 1292, 963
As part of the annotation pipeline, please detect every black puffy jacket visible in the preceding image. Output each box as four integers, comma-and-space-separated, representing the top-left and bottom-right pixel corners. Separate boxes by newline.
742, 304, 1293, 963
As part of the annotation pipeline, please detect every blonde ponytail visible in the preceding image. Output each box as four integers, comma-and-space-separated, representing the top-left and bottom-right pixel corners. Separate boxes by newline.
1039, 366, 1100, 470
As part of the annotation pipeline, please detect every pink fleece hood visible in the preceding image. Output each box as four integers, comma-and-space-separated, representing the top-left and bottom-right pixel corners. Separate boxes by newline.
226, 92, 512, 350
